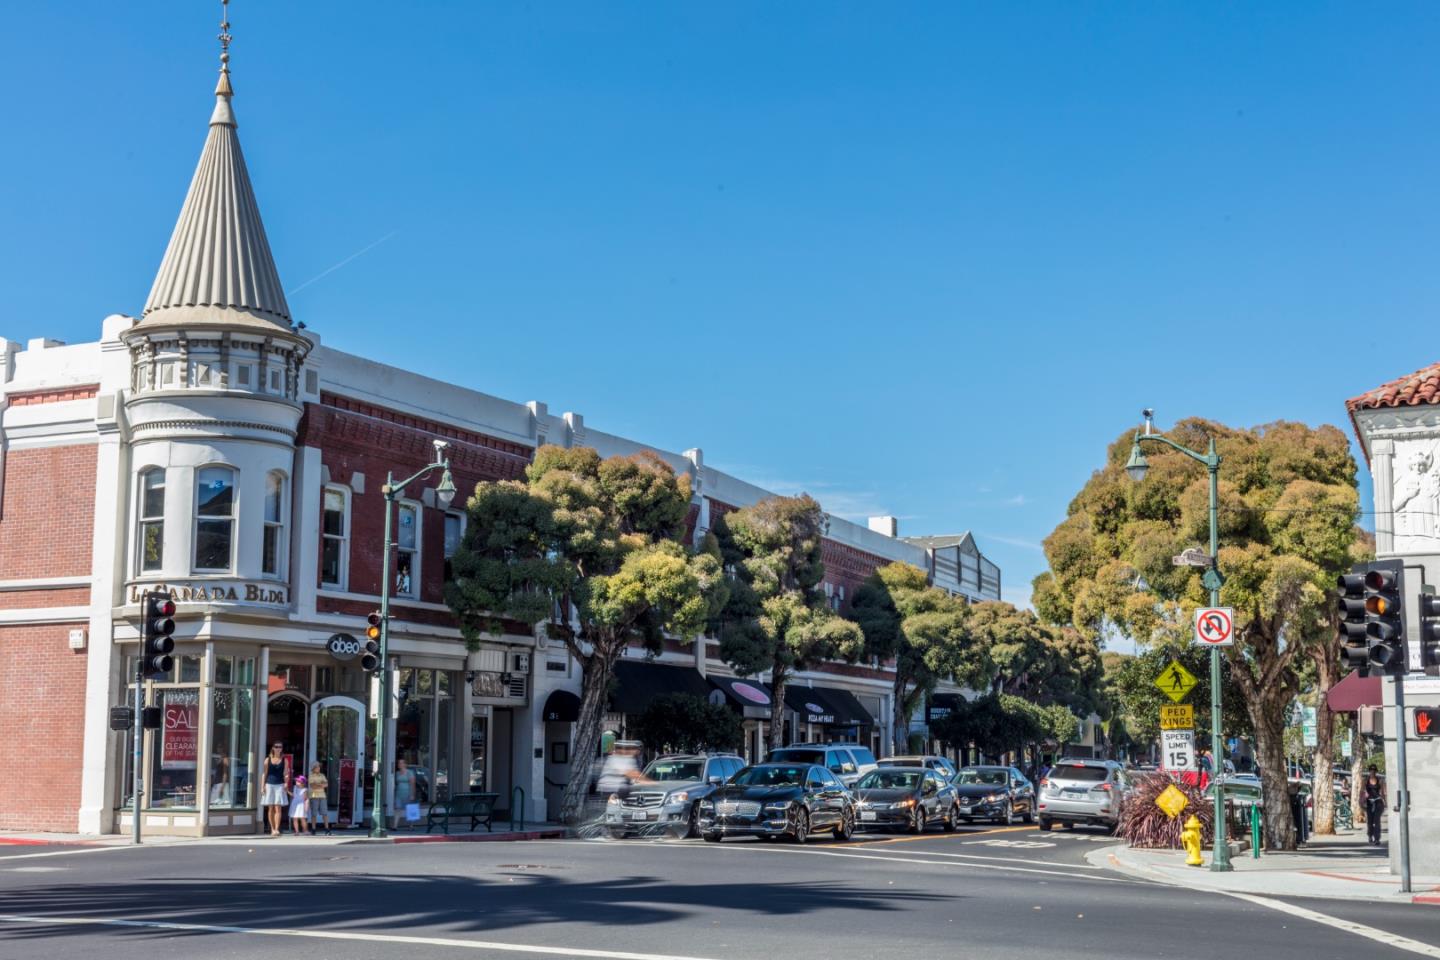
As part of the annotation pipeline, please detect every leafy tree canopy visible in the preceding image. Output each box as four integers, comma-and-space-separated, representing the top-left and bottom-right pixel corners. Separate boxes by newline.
632, 693, 743, 756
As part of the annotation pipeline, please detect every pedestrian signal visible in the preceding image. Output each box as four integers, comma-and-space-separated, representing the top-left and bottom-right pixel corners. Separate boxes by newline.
1414, 707, 1439, 738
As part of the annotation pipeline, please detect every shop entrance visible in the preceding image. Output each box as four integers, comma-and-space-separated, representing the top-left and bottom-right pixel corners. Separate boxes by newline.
266, 693, 307, 774
491, 708, 513, 815
543, 720, 572, 822
308, 696, 365, 828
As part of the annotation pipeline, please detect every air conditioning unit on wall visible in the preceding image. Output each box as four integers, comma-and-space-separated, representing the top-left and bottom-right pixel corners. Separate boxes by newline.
513, 653, 531, 674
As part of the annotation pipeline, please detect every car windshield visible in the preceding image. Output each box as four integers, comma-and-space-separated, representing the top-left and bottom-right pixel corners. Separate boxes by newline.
1051, 764, 1108, 782
856, 770, 922, 790
768, 748, 824, 765
850, 747, 877, 766
956, 768, 1007, 785
878, 758, 922, 767
644, 760, 705, 782
733, 765, 807, 787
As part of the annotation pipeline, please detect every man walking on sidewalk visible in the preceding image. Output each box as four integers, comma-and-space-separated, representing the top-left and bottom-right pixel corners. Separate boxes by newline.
1362, 765, 1385, 845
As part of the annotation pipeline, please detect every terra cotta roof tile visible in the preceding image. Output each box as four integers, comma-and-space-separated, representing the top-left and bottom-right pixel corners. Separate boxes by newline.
1345, 361, 1440, 412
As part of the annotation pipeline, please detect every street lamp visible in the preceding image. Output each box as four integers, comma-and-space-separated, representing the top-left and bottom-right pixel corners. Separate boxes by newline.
370, 439, 457, 839
1125, 409, 1232, 872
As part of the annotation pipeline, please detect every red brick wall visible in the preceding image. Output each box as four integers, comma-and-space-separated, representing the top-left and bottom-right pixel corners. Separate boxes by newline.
0, 624, 88, 832
0, 445, 97, 580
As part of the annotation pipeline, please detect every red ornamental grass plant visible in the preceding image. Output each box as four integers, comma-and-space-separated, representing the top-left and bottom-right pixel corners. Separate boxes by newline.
1119, 773, 1214, 849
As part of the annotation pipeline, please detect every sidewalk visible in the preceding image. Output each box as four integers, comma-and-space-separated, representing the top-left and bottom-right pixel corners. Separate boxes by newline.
1090, 828, 1440, 905
0, 823, 568, 847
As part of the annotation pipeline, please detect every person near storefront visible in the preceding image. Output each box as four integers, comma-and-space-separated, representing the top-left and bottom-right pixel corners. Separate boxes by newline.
262, 742, 291, 837
289, 775, 310, 835
308, 763, 331, 835
1363, 765, 1386, 845
391, 758, 418, 830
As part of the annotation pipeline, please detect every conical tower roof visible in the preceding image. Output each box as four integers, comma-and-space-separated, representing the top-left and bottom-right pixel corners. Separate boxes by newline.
134, 66, 293, 333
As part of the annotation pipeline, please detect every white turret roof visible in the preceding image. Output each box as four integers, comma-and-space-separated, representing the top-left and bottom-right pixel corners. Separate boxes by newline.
136, 68, 292, 333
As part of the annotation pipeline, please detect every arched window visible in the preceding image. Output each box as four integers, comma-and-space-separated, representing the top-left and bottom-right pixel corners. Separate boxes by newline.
262, 472, 287, 577
194, 466, 236, 572
137, 468, 166, 573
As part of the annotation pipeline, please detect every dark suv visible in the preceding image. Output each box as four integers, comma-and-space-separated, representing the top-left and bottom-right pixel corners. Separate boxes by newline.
604, 753, 745, 837
699, 763, 856, 843
766, 744, 878, 788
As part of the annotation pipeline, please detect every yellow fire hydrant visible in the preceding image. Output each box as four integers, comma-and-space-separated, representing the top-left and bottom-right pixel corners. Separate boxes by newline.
1181, 815, 1204, 867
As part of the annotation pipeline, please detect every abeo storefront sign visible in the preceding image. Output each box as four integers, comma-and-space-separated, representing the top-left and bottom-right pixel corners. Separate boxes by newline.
128, 581, 289, 606
327, 633, 361, 662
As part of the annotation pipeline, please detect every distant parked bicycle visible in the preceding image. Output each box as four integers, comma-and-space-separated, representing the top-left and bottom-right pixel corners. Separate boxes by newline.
1334, 790, 1354, 830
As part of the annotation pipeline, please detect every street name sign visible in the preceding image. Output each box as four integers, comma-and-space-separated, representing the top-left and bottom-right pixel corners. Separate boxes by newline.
1301, 705, 1318, 747
1194, 607, 1235, 647
1160, 704, 1195, 730
1155, 660, 1199, 703
1155, 783, 1189, 819
1162, 729, 1196, 772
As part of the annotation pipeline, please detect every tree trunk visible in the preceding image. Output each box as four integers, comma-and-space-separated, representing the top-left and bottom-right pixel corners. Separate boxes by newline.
768, 667, 790, 752
1350, 726, 1365, 826
559, 649, 616, 825
1251, 707, 1296, 850
892, 671, 911, 755
1310, 646, 1340, 835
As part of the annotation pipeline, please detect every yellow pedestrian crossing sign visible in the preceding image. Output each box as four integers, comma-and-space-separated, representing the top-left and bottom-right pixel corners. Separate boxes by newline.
1155, 660, 1198, 703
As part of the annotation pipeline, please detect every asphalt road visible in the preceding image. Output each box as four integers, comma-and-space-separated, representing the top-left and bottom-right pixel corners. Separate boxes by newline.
0, 823, 1435, 960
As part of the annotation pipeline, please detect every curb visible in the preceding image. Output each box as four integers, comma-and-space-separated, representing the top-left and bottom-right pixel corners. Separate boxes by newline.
344, 829, 569, 845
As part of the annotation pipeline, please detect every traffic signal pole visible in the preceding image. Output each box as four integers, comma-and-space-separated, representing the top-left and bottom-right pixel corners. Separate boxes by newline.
1393, 674, 1411, 893
132, 632, 143, 846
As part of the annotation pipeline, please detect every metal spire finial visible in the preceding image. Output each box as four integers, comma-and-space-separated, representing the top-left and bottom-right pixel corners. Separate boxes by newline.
215, 0, 234, 97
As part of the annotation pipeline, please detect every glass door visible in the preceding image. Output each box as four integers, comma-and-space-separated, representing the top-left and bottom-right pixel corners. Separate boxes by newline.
309, 696, 365, 828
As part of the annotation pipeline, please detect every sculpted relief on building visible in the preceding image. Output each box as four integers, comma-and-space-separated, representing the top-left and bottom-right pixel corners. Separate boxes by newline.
1392, 441, 1440, 553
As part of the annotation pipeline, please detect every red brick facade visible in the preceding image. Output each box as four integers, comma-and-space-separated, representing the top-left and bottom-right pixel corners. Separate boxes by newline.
0, 445, 97, 580
0, 624, 88, 832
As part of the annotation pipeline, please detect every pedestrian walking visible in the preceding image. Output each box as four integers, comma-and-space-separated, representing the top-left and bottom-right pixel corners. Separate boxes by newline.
308, 762, 331, 835
289, 775, 310, 835
391, 758, 417, 830
262, 742, 291, 837
1362, 765, 1386, 845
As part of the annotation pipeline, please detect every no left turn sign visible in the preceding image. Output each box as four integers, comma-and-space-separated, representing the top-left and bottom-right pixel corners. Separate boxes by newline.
1194, 607, 1234, 647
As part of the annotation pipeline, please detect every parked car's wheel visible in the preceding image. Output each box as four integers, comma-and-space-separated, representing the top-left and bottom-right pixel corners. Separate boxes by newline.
944, 804, 958, 832
1106, 819, 1120, 836
908, 807, 924, 834
608, 828, 627, 840
834, 808, 855, 842
701, 832, 721, 843
1023, 804, 1035, 825
1038, 818, 1053, 832
996, 801, 1013, 826
791, 808, 810, 844
686, 803, 700, 839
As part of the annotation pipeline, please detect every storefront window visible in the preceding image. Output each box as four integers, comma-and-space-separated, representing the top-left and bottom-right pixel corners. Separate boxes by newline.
396, 668, 454, 803
150, 687, 201, 809
210, 684, 254, 808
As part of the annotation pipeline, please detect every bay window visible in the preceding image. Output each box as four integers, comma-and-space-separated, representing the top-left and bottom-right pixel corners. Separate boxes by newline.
138, 468, 165, 573
262, 471, 286, 577
194, 466, 236, 571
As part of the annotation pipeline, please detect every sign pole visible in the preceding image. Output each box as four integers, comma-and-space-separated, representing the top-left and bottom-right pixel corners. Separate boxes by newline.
132, 590, 146, 846
1205, 441, 1232, 872
1393, 676, 1411, 893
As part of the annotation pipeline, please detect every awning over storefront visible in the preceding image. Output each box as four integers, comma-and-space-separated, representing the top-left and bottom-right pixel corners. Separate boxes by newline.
708, 675, 775, 719
1327, 672, 1383, 712
927, 692, 965, 724
609, 660, 711, 715
541, 689, 581, 723
784, 684, 874, 727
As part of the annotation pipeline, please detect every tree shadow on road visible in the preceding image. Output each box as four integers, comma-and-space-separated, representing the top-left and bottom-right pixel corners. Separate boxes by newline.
0, 869, 954, 943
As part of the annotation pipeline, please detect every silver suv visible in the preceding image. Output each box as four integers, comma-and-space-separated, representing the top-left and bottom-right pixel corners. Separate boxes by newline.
604, 753, 744, 837
1036, 758, 1129, 833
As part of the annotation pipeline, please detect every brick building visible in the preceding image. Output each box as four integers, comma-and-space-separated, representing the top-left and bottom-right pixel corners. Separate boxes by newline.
0, 51, 999, 836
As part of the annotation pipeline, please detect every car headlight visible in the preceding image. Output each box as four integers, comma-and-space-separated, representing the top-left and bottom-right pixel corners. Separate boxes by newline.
668, 791, 689, 805
984, 793, 1005, 804
896, 798, 916, 809
763, 801, 791, 811
606, 794, 620, 806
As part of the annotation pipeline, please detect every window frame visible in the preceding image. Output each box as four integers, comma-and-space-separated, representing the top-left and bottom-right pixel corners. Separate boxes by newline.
137, 466, 166, 575
192, 464, 238, 573
261, 470, 288, 579
394, 499, 421, 599
320, 485, 350, 589
442, 509, 465, 580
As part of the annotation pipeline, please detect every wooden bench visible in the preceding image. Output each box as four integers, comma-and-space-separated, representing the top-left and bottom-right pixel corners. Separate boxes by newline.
425, 792, 499, 834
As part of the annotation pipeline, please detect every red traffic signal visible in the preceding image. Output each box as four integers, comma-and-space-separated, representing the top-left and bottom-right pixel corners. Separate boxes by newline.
141, 591, 176, 678
1414, 707, 1439, 738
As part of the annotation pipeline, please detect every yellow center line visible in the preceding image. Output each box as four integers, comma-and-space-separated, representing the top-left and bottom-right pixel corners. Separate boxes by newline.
835, 825, 1034, 848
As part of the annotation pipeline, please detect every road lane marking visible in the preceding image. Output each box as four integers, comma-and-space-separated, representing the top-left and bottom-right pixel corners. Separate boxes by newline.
1218, 893, 1440, 958
860, 849, 1104, 870
0, 845, 148, 863
0, 914, 727, 960
712, 842, 1144, 883
837, 825, 1034, 847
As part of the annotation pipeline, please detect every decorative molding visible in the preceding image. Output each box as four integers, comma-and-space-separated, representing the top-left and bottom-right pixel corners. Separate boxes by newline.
6, 385, 99, 406
0, 576, 92, 592
317, 392, 532, 458
0, 606, 89, 625
130, 419, 296, 439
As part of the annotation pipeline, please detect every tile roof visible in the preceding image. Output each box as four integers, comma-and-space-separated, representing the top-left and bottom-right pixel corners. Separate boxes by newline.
1345, 362, 1440, 412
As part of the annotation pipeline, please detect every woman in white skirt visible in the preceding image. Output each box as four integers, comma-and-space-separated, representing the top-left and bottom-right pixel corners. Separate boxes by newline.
261, 742, 290, 837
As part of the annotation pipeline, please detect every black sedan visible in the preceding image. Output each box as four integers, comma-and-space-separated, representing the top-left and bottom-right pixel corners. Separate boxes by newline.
952, 765, 1035, 825
853, 767, 958, 833
698, 763, 855, 843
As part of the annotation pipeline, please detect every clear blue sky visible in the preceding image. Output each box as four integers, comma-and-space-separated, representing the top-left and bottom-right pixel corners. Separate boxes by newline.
4, 3, 1437, 608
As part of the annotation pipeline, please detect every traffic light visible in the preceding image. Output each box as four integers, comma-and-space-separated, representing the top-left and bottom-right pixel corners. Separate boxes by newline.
361, 611, 382, 672
140, 592, 176, 679
1414, 706, 1440, 738
1337, 568, 1370, 677
1418, 588, 1440, 674
1365, 561, 1407, 677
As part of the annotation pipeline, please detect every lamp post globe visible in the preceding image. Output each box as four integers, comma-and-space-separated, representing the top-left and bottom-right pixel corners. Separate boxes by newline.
1125, 441, 1149, 483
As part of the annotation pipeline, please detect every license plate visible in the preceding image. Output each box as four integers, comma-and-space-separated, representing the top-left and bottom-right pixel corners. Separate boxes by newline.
959, 806, 972, 815
859, 811, 877, 822
1064, 789, 1088, 796
628, 811, 650, 821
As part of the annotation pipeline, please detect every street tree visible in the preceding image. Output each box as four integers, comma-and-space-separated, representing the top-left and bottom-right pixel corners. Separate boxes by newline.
712, 495, 865, 751
850, 562, 991, 753
633, 693, 743, 756
445, 447, 724, 824
1036, 418, 1360, 849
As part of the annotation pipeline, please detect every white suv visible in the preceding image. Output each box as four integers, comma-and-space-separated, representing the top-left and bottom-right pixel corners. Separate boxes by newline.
1036, 759, 1130, 833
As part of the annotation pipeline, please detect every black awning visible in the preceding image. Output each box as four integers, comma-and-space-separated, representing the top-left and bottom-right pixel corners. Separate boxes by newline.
542, 689, 581, 723
816, 685, 875, 727
609, 660, 712, 715
708, 675, 775, 719
782, 684, 872, 726
927, 692, 965, 724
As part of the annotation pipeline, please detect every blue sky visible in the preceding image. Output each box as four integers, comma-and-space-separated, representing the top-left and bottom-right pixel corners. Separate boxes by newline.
4, 3, 1438, 608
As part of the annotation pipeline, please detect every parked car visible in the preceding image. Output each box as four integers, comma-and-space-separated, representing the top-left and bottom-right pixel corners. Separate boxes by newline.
876, 754, 959, 781
766, 744, 878, 788
951, 766, 1035, 825
853, 766, 958, 833
698, 762, 856, 843
1036, 759, 1129, 833
604, 753, 745, 838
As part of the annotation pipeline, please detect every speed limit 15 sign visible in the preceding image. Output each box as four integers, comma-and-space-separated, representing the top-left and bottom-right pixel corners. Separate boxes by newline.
1162, 730, 1196, 773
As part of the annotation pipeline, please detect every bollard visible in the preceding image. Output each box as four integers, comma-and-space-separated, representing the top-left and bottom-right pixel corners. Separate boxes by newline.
1181, 815, 1204, 867
511, 786, 526, 832
1251, 803, 1261, 858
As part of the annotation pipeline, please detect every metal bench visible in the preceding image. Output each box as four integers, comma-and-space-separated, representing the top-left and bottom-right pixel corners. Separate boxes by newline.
425, 792, 498, 834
